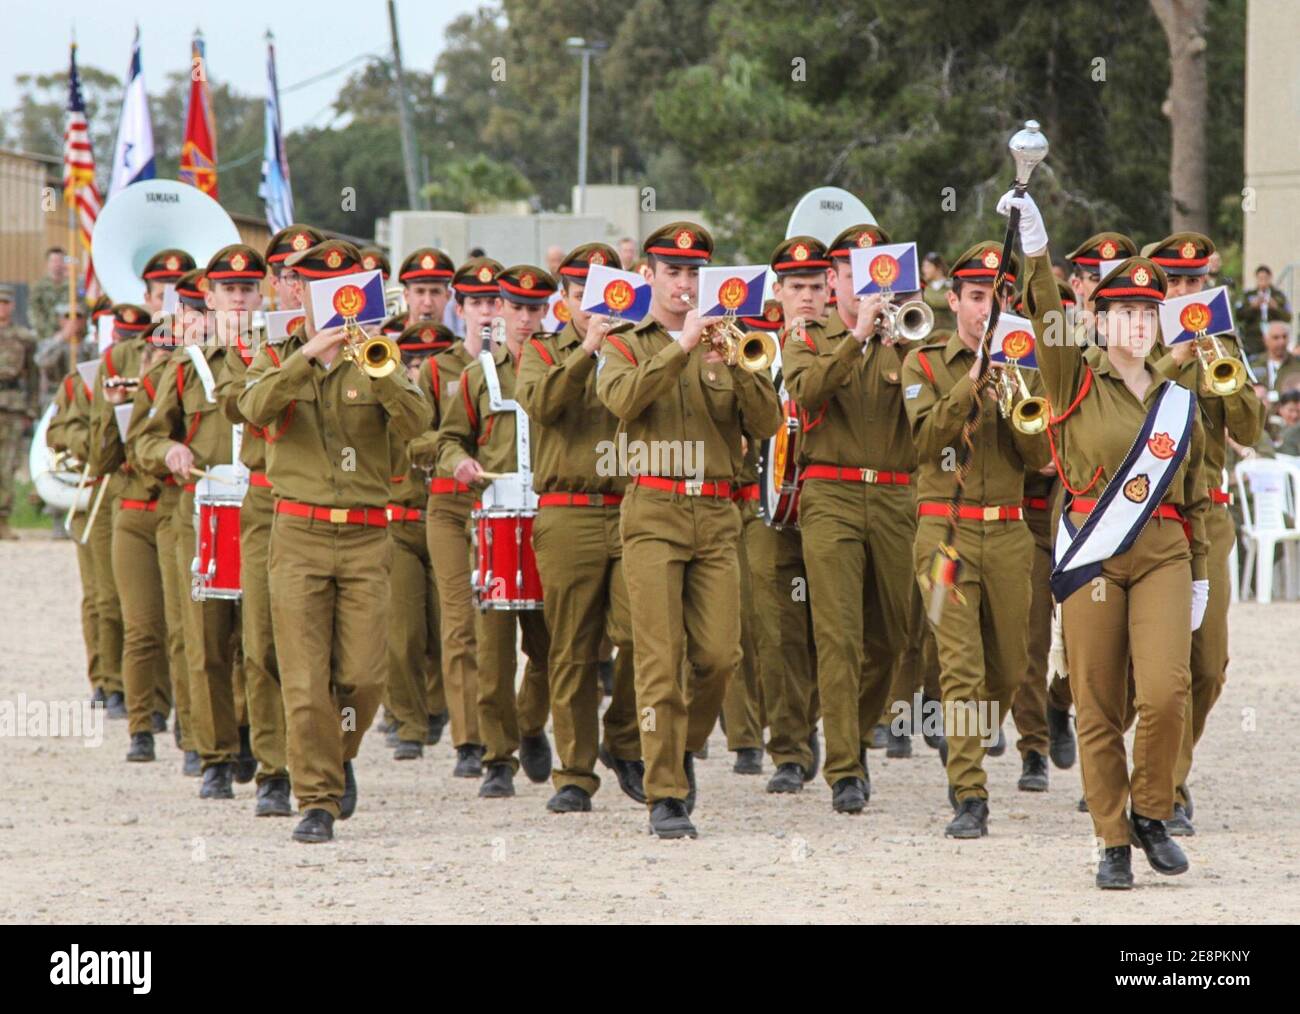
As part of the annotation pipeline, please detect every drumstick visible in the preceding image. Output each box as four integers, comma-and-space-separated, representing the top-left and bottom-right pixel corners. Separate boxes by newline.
187, 467, 238, 486
66, 460, 92, 521
78, 474, 112, 545
476, 470, 509, 481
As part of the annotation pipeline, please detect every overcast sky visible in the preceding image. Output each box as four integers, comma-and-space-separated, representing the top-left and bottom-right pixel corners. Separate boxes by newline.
2, 0, 486, 134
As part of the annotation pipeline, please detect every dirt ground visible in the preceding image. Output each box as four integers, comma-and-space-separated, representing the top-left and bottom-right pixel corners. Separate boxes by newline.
2, 531, 1297, 925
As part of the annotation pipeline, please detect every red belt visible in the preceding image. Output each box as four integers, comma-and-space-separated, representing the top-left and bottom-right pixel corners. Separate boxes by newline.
1022, 497, 1050, 511
802, 464, 911, 486
633, 476, 733, 499
538, 492, 624, 508
733, 483, 761, 502
918, 502, 1024, 522
386, 505, 425, 523
275, 500, 389, 527
162, 475, 177, 487
249, 471, 272, 489
1069, 497, 1184, 521
1210, 489, 1233, 506
183, 483, 196, 493
120, 499, 159, 512
429, 477, 472, 495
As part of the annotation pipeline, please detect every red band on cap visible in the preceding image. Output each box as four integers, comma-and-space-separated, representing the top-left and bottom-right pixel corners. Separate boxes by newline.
294, 264, 360, 279
773, 258, 831, 272
645, 245, 708, 259
400, 268, 454, 282
1150, 255, 1208, 268
1096, 286, 1163, 300
206, 269, 265, 281
498, 278, 555, 299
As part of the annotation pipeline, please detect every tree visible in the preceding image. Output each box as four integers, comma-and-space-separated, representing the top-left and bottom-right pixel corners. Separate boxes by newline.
421, 154, 534, 211
1151, 0, 1209, 232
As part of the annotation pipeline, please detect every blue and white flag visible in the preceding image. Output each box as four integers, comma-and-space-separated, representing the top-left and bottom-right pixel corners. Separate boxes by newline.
697, 265, 768, 318
581, 264, 651, 320
851, 242, 920, 296
1158, 286, 1234, 347
989, 312, 1039, 370
308, 269, 387, 328
107, 27, 156, 197
258, 32, 295, 232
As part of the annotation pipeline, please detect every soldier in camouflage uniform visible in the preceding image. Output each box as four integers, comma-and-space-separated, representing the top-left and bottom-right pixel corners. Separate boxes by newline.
0, 284, 40, 538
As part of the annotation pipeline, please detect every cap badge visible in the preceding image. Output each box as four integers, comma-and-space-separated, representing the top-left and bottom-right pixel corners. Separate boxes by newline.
1099, 241, 1117, 259
477, 265, 493, 283
856, 232, 874, 248
674, 229, 694, 250
791, 243, 809, 262
292, 233, 310, 251
1181, 241, 1197, 259
363, 256, 377, 270
765, 304, 781, 321
325, 249, 344, 269
982, 250, 1000, 270
421, 254, 435, 270
122, 308, 138, 323
589, 250, 606, 265
520, 273, 536, 290
230, 252, 248, 272
1132, 266, 1151, 287
166, 255, 181, 271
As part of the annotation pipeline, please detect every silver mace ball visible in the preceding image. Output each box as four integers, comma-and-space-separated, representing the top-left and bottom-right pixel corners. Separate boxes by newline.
1009, 119, 1050, 187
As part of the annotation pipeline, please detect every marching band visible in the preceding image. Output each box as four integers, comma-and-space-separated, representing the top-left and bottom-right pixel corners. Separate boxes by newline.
35, 123, 1265, 890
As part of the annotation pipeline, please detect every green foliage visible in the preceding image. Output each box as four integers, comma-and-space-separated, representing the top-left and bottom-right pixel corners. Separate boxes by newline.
420, 154, 533, 212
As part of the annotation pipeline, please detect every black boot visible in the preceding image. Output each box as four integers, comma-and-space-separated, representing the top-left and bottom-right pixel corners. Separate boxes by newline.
684, 751, 698, 815
1077, 794, 1089, 813
126, 732, 155, 763
732, 747, 763, 775
151, 711, 168, 734
1017, 750, 1049, 792
1096, 845, 1134, 889
766, 762, 805, 794
426, 710, 449, 746
831, 777, 867, 814
234, 725, 257, 784
945, 797, 989, 839
1166, 803, 1195, 837
105, 691, 127, 720
867, 724, 888, 750
479, 762, 515, 798
292, 808, 334, 843
339, 760, 358, 819
453, 743, 485, 778
393, 740, 423, 761
986, 727, 1006, 757
598, 746, 646, 804
254, 777, 294, 817
597, 658, 614, 698
1046, 705, 1076, 769
805, 727, 820, 782
384, 724, 401, 749
648, 799, 696, 839
546, 785, 592, 813
519, 731, 553, 783
885, 727, 912, 758
199, 762, 234, 799
181, 750, 201, 777
375, 711, 396, 735
91, 686, 106, 707
1130, 812, 1189, 875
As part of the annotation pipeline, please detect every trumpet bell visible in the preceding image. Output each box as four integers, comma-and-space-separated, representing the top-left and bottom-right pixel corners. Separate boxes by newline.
738, 330, 778, 372
1012, 396, 1049, 435
359, 334, 400, 378
1207, 357, 1245, 396
893, 299, 934, 342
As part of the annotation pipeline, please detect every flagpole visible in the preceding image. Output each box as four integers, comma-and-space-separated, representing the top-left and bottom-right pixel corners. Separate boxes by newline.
66, 39, 80, 366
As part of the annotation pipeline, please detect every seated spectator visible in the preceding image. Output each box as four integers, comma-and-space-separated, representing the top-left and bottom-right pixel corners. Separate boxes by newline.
1250, 320, 1300, 402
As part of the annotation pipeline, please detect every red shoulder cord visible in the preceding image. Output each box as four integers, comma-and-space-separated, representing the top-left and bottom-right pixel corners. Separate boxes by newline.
176, 362, 202, 447
529, 338, 554, 366
1046, 367, 1102, 497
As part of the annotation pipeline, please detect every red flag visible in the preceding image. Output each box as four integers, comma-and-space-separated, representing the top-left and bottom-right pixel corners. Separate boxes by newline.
179, 32, 218, 198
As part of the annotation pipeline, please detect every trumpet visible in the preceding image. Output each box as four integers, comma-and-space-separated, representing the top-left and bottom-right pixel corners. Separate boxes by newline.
1194, 333, 1245, 396
993, 362, 1049, 435
876, 297, 934, 344
682, 295, 777, 372
340, 319, 400, 379
104, 376, 141, 393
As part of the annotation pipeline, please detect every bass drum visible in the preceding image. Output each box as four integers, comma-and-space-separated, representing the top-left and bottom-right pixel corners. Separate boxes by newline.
759, 374, 802, 530
28, 402, 91, 512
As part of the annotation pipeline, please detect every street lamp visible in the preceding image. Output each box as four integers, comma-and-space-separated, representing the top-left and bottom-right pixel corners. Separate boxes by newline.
566, 36, 607, 215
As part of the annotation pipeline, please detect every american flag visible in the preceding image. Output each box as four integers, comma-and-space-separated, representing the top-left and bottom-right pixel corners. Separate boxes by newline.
63, 43, 101, 295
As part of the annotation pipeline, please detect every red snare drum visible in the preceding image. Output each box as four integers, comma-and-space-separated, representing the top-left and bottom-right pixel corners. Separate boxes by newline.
192, 494, 243, 601
760, 395, 802, 529
471, 506, 543, 610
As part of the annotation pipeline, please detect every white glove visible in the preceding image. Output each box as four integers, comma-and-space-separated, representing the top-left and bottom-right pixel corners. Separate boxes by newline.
996, 189, 1049, 256
1048, 603, 1068, 680
1190, 579, 1209, 632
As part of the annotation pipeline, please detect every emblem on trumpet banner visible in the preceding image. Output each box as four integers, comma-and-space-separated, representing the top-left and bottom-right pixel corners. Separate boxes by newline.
697, 265, 767, 318
1158, 286, 1234, 346
850, 242, 919, 296
542, 289, 569, 332
266, 310, 305, 342
580, 264, 651, 320
989, 312, 1039, 370
308, 268, 386, 328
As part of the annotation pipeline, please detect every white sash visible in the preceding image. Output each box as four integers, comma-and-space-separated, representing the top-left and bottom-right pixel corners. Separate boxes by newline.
1050, 382, 1195, 602
478, 349, 536, 511
185, 346, 218, 403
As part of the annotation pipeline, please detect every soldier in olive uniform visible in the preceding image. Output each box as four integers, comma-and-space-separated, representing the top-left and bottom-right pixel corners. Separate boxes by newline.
516, 242, 645, 811
781, 235, 921, 814
1146, 232, 1265, 836
596, 222, 782, 838
902, 242, 1051, 839
0, 284, 40, 539
385, 321, 454, 760
435, 264, 556, 799
138, 246, 267, 800
45, 366, 104, 694
238, 239, 432, 843
410, 256, 503, 779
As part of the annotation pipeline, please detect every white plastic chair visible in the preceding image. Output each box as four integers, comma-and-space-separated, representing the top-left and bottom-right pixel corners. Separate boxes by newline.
1235, 459, 1300, 603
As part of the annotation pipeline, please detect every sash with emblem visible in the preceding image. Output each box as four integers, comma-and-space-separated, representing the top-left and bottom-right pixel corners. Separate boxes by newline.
1050, 382, 1195, 602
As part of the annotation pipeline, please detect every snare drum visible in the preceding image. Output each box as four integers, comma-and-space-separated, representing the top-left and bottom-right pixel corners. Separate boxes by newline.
471, 506, 543, 610
759, 395, 802, 529
192, 493, 243, 601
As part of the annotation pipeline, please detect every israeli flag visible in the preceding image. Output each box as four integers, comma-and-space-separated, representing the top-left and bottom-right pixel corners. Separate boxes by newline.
851, 242, 920, 296
258, 33, 295, 232
1159, 286, 1235, 347
989, 312, 1039, 369
697, 265, 768, 318
581, 264, 651, 320
107, 27, 156, 197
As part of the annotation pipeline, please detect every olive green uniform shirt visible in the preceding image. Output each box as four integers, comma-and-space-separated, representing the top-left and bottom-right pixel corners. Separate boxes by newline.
434, 342, 525, 477
409, 342, 476, 474
136, 346, 239, 479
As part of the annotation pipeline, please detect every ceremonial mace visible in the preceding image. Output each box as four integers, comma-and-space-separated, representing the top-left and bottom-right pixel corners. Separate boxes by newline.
926, 120, 1049, 623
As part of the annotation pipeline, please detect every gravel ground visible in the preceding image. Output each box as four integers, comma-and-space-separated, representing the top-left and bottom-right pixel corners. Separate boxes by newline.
2, 532, 1297, 924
